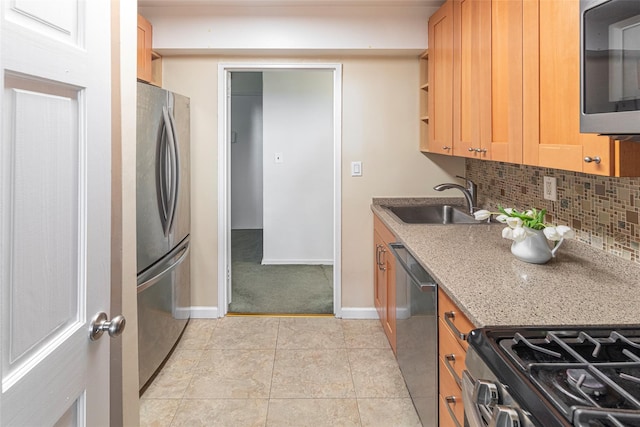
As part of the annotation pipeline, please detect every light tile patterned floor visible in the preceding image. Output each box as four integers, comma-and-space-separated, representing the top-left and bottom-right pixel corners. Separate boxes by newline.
140, 317, 422, 427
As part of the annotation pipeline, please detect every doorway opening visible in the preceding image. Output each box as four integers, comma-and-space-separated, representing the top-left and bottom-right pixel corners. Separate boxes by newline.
217, 64, 342, 317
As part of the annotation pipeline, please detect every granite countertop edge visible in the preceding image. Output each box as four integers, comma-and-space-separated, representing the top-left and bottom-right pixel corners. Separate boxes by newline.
371, 198, 640, 328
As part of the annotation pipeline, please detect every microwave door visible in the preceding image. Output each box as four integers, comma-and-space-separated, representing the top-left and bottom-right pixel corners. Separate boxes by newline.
581, 0, 640, 135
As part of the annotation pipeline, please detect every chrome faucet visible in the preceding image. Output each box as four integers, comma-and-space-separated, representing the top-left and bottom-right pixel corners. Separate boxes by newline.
433, 176, 477, 214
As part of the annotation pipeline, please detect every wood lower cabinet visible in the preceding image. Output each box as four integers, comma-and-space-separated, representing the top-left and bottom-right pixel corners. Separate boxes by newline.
438, 287, 474, 427
373, 215, 397, 354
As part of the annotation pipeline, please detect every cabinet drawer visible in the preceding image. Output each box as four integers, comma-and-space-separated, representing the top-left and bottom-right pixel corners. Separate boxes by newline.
438, 318, 466, 387
439, 358, 464, 427
438, 288, 474, 350
439, 394, 464, 427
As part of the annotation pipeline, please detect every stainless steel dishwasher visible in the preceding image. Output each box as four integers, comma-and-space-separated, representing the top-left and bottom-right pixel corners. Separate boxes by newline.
389, 243, 438, 427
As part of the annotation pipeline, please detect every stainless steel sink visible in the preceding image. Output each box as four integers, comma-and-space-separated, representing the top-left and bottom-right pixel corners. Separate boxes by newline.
384, 204, 484, 224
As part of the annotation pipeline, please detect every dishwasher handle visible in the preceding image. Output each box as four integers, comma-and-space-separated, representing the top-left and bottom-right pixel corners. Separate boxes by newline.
389, 243, 437, 291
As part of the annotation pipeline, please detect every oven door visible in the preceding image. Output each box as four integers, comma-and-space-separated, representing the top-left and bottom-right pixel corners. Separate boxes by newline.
462, 347, 538, 427
462, 371, 537, 427
462, 371, 486, 427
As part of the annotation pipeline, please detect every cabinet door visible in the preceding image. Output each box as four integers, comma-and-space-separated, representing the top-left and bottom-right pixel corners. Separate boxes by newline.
522, 0, 621, 175
427, 0, 454, 155
452, 0, 483, 158
479, 0, 524, 163
137, 14, 153, 83
384, 250, 397, 354
373, 231, 387, 326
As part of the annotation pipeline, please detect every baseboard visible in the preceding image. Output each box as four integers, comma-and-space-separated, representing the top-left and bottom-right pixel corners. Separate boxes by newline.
340, 307, 379, 320
261, 259, 334, 265
190, 306, 220, 319
189, 306, 378, 320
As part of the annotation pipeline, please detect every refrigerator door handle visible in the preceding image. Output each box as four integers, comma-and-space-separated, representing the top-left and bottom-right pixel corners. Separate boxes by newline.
158, 106, 172, 235
137, 237, 190, 293
166, 107, 180, 235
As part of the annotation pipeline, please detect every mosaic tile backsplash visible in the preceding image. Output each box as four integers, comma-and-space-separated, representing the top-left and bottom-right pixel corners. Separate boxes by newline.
466, 159, 640, 263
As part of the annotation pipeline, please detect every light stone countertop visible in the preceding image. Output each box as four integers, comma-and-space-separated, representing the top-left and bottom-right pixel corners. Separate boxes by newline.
372, 198, 640, 328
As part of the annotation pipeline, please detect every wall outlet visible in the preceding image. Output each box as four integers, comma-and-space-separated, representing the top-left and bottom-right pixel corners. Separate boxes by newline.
543, 176, 557, 201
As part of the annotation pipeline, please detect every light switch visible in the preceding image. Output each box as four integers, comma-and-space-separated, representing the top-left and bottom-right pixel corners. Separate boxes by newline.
275, 153, 283, 163
351, 161, 362, 177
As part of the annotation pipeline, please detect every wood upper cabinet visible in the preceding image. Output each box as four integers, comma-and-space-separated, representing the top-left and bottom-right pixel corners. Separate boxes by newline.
522, 0, 640, 176
477, 0, 524, 163
430, 0, 524, 163
426, 0, 640, 176
452, 0, 482, 158
419, 51, 430, 152
137, 14, 153, 83
427, 0, 454, 155
373, 215, 397, 354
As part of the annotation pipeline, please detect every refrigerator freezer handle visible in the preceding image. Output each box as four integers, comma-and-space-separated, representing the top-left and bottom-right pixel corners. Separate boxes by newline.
137, 237, 190, 293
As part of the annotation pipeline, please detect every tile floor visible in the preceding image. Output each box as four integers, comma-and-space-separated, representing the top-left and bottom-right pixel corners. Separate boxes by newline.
140, 316, 422, 427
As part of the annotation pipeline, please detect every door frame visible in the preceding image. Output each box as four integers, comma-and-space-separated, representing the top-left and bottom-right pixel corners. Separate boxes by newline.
217, 63, 343, 317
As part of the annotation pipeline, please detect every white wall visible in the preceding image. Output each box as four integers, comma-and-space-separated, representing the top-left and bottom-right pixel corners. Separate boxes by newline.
138, 4, 440, 54
161, 55, 465, 311
230, 72, 263, 229
262, 70, 334, 264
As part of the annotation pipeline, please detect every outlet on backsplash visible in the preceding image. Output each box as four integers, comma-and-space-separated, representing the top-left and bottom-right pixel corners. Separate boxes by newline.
465, 159, 640, 263
543, 176, 557, 201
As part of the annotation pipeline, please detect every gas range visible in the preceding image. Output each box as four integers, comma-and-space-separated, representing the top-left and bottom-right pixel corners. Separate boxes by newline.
465, 326, 640, 427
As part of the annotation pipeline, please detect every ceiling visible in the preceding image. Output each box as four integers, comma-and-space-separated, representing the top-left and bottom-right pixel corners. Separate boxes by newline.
138, 0, 445, 7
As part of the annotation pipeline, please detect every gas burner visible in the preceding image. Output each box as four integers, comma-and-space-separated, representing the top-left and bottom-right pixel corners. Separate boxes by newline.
566, 368, 607, 397
468, 326, 640, 427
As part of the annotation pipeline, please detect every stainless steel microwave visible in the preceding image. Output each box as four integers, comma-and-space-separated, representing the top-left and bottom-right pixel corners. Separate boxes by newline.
580, 0, 640, 136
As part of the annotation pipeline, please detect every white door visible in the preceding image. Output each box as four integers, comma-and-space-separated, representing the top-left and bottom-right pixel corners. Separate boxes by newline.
0, 0, 113, 426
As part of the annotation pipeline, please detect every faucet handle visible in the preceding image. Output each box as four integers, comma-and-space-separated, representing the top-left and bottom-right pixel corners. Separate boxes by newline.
455, 175, 475, 188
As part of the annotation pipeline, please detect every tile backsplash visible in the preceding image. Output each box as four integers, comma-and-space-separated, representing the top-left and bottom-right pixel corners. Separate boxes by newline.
466, 159, 640, 263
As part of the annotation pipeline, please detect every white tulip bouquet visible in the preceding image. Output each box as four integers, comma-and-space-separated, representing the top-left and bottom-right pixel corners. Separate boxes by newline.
473, 207, 575, 243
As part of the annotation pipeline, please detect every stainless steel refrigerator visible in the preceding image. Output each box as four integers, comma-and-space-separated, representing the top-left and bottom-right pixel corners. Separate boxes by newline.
136, 82, 190, 390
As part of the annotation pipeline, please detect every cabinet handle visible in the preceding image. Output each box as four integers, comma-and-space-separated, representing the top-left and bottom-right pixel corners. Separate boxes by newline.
474, 148, 487, 153
468, 147, 474, 152
444, 311, 467, 341
584, 156, 601, 164
444, 354, 462, 387
376, 245, 387, 271
442, 146, 451, 150
444, 396, 463, 427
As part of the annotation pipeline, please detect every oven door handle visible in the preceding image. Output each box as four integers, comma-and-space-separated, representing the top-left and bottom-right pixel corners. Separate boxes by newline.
462, 370, 486, 427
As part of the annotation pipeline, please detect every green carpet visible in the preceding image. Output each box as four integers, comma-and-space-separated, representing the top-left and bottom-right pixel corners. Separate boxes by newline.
229, 229, 333, 314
